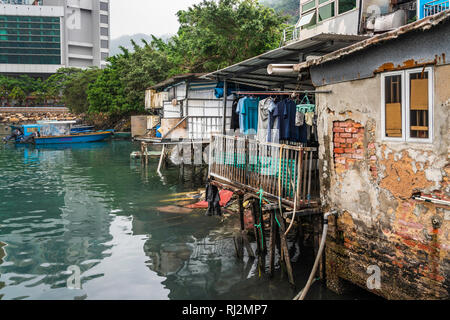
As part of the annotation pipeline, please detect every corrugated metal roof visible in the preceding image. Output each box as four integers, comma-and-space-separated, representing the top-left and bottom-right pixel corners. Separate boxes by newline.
294, 11, 450, 73
203, 33, 368, 90
150, 73, 207, 90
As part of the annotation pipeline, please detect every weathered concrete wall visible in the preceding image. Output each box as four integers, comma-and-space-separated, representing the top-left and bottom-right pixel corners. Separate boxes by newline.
316, 64, 449, 299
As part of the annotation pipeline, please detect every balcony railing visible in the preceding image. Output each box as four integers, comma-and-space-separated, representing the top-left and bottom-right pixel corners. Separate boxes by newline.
424, 0, 449, 17
0, 0, 43, 5
209, 134, 320, 207
281, 25, 300, 46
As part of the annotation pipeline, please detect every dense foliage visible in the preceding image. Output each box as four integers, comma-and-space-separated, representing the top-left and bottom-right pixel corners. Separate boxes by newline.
87, 40, 173, 115
2, 0, 287, 116
162, 0, 286, 73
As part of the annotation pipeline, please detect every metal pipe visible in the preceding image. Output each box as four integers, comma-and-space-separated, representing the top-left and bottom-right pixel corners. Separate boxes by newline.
294, 209, 338, 300
267, 64, 296, 75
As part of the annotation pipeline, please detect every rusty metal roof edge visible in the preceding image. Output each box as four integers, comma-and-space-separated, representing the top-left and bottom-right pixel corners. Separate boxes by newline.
294, 11, 450, 73
149, 73, 208, 90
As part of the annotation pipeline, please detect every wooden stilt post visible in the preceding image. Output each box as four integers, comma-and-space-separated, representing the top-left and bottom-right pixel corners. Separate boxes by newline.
157, 144, 166, 173
269, 210, 277, 277
251, 200, 262, 256
276, 209, 295, 286
313, 215, 320, 277
140, 142, 145, 165
236, 193, 255, 259
298, 217, 305, 252
145, 143, 149, 166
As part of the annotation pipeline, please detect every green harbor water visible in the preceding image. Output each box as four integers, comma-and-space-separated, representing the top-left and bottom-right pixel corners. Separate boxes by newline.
0, 138, 372, 300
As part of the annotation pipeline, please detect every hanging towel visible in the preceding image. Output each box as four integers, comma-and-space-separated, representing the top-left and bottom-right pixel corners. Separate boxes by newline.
305, 112, 314, 126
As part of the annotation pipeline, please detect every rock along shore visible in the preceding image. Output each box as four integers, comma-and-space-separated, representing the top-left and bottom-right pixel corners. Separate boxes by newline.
0, 112, 80, 124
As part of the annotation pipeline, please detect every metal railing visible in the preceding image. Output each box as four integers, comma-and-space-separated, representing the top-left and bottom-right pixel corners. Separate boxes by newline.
187, 116, 223, 141
281, 25, 300, 46
424, 0, 449, 17
209, 134, 319, 206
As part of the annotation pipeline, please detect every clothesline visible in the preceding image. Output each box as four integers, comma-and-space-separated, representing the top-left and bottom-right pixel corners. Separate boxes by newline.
231, 90, 331, 95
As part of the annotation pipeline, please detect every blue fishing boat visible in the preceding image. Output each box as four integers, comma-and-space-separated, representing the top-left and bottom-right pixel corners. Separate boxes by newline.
3, 121, 113, 145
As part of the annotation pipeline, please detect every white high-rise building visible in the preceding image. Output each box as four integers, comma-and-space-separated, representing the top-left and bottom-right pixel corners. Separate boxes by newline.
0, 0, 110, 76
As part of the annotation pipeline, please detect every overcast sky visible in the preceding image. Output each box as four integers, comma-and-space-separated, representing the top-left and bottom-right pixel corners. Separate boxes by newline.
110, 0, 203, 39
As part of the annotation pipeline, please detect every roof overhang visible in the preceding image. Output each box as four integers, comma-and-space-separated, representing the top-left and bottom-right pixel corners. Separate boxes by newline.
203, 33, 368, 90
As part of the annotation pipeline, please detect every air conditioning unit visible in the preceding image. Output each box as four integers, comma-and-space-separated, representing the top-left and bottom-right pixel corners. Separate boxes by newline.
367, 9, 408, 33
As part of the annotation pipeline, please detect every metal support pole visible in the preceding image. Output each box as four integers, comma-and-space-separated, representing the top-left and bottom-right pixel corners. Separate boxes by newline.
222, 80, 228, 135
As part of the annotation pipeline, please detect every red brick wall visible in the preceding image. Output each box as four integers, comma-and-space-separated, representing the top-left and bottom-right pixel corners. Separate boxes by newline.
333, 120, 365, 173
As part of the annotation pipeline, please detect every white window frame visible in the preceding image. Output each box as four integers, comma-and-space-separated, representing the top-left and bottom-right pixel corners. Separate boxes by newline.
405, 67, 434, 143
381, 70, 406, 142
381, 67, 434, 143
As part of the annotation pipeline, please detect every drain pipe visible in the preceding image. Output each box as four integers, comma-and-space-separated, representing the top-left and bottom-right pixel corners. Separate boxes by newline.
294, 209, 338, 300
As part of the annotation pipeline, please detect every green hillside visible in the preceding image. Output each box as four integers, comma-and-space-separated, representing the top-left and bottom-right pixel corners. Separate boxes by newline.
261, 0, 299, 24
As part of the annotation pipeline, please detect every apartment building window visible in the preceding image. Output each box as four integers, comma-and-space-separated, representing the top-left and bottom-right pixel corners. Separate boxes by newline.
338, 0, 357, 14
100, 2, 109, 11
101, 40, 109, 49
318, 1, 335, 22
100, 14, 109, 24
101, 52, 109, 61
302, 0, 316, 12
100, 27, 109, 36
299, 1, 317, 29
381, 67, 433, 142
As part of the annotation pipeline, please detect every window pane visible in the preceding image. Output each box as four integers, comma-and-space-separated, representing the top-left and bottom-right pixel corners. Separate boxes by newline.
100, 27, 109, 36
409, 72, 429, 139
338, 0, 356, 14
0, 15, 61, 65
319, 0, 329, 4
318, 2, 335, 22
302, 1, 316, 12
100, 2, 109, 11
385, 75, 402, 138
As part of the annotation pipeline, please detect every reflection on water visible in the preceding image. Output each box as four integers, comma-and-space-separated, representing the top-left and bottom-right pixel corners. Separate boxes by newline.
0, 141, 368, 300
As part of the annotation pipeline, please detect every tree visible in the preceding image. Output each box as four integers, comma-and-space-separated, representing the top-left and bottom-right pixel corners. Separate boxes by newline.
9, 87, 26, 106
159, 0, 286, 74
63, 68, 102, 114
87, 41, 173, 115
45, 67, 83, 99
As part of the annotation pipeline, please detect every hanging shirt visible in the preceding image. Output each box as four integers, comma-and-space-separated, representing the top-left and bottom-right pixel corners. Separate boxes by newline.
278, 99, 300, 142
241, 97, 259, 135
235, 97, 247, 134
268, 99, 279, 143
257, 98, 276, 142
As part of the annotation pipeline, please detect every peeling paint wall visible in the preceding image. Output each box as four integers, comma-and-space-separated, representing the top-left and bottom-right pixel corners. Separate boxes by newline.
315, 64, 449, 299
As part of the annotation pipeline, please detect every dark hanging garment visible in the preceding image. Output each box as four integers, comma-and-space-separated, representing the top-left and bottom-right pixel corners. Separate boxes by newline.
276, 100, 288, 141
299, 124, 308, 144
282, 99, 301, 142
230, 98, 240, 130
